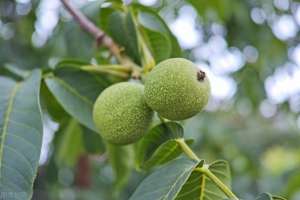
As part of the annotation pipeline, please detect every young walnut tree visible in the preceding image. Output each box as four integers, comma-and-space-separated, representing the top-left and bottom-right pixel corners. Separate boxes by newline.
0, 0, 288, 200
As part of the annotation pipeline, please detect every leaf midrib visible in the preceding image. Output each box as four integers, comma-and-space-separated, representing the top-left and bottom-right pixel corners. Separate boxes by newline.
161, 164, 196, 200
146, 140, 178, 168
155, 141, 178, 165
48, 76, 93, 106
0, 83, 20, 179
200, 175, 206, 200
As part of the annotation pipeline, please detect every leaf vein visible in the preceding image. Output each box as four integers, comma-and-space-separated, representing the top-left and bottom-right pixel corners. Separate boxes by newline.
3, 145, 34, 175
0, 83, 20, 179
48, 76, 93, 106
161, 164, 195, 200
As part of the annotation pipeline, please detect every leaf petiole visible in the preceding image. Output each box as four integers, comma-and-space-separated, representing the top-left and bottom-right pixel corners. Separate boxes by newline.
175, 138, 200, 162
129, 7, 156, 73
81, 65, 130, 78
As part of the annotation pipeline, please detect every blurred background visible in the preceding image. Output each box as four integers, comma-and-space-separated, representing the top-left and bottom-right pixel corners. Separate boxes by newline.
0, 0, 300, 199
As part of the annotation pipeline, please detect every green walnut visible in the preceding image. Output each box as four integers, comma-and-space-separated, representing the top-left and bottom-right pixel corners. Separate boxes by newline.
144, 58, 210, 120
93, 82, 153, 145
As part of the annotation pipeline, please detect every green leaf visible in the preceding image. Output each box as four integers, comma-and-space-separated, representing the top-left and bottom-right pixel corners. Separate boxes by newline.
137, 122, 193, 170
2, 64, 30, 79
256, 193, 287, 200
143, 139, 194, 170
99, 9, 140, 64
137, 10, 172, 61
284, 168, 300, 199
176, 160, 231, 200
106, 143, 134, 195
169, 34, 182, 58
55, 59, 90, 68
40, 81, 67, 122
133, 4, 181, 61
81, 125, 105, 154
45, 67, 109, 131
55, 119, 84, 167
130, 157, 200, 200
0, 70, 43, 199
142, 28, 171, 63
99, 7, 115, 33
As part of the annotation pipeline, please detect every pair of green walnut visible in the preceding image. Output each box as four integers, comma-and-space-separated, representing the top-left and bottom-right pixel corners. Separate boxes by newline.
93, 58, 210, 145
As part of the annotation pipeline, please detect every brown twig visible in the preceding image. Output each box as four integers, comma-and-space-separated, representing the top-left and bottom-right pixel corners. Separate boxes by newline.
60, 0, 122, 61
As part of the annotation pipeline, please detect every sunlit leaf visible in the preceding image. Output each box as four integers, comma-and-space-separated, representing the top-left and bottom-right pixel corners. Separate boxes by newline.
141, 27, 171, 62
133, 4, 182, 61
99, 9, 141, 64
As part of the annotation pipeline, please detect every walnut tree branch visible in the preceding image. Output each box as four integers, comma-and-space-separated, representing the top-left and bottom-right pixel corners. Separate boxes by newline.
60, 0, 122, 61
